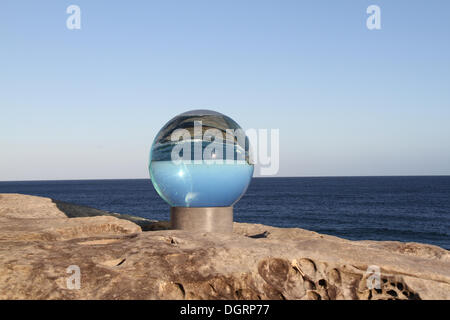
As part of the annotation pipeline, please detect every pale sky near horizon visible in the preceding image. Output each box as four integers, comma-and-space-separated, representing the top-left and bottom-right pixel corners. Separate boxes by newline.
1, 0, 450, 181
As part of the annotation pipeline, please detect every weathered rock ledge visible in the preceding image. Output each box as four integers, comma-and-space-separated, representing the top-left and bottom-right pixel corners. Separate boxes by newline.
0, 193, 449, 300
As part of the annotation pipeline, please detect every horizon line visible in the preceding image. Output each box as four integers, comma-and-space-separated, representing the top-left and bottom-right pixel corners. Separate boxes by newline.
1, 174, 450, 183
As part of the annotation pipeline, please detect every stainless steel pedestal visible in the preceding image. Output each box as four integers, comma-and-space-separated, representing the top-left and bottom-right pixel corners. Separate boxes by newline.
170, 206, 233, 233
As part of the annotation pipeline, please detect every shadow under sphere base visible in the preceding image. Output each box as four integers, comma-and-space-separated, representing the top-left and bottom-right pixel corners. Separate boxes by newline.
170, 207, 233, 234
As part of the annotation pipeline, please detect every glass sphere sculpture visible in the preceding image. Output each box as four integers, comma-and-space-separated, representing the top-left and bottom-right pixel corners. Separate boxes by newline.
149, 110, 254, 207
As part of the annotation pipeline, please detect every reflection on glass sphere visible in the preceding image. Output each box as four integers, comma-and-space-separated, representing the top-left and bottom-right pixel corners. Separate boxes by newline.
149, 110, 254, 207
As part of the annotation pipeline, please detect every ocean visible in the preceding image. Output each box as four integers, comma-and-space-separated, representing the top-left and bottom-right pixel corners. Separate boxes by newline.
0, 176, 449, 249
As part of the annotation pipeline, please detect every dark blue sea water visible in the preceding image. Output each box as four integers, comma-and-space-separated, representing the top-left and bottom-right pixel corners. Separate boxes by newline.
0, 177, 449, 249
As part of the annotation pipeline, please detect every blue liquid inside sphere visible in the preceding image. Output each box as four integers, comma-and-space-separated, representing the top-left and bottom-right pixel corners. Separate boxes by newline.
150, 161, 253, 207
149, 110, 254, 207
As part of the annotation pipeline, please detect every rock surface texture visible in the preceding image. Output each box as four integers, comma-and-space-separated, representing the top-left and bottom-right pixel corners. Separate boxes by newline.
0, 193, 449, 300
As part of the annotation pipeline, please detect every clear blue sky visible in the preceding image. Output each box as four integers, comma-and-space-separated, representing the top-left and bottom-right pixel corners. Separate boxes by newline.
1, 0, 449, 180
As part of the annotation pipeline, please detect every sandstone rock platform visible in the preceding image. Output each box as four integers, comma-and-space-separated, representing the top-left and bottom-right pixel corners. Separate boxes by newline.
0, 193, 449, 300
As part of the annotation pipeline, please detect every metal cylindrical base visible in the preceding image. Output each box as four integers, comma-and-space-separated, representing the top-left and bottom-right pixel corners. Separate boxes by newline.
170, 207, 233, 234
